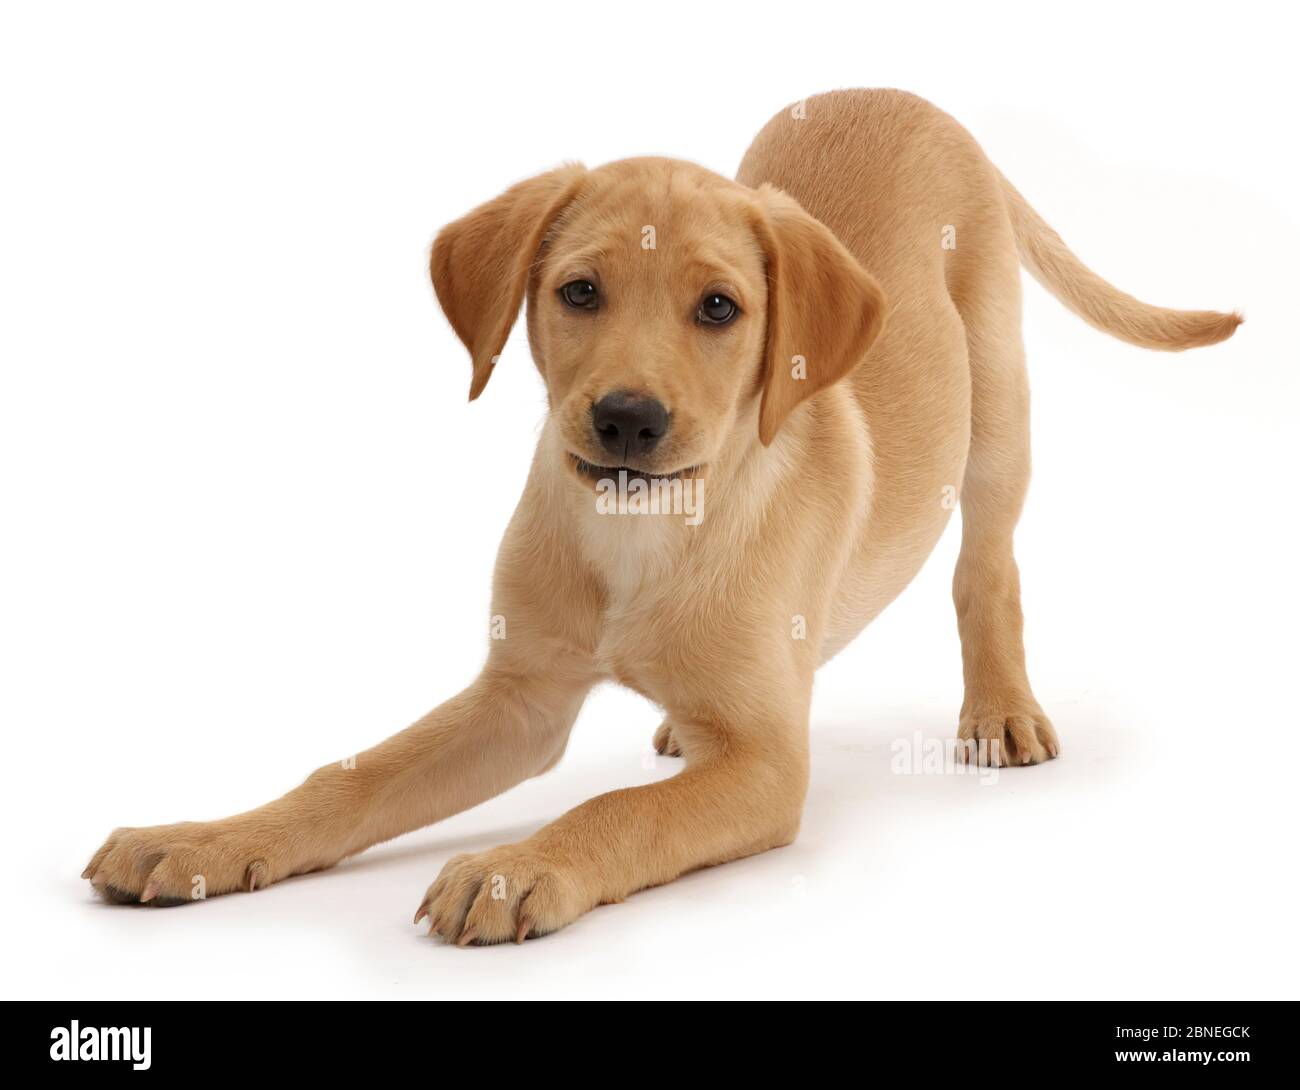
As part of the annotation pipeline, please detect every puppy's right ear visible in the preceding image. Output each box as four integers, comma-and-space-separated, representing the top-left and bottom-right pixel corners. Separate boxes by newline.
431, 164, 587, 400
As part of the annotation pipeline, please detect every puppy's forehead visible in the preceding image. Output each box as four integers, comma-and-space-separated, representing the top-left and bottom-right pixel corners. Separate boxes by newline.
551, 158, 760, 267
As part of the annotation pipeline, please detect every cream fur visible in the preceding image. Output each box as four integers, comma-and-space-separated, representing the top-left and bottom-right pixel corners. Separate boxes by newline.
83, 90, 1239, 943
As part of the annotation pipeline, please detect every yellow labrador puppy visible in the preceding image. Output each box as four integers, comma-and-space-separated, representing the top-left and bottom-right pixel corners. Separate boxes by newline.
84, 90, 1239, 942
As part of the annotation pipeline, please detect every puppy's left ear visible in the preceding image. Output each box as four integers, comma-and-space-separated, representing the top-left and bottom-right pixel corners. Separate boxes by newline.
431, 163, 587, 400
751, 185, 888, 445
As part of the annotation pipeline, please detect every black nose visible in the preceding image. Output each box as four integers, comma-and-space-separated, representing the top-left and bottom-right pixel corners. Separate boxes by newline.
591, 393, 670, 459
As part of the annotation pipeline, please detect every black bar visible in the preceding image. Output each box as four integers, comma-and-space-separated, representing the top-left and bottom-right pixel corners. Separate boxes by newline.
4, 1000, 1293, 1077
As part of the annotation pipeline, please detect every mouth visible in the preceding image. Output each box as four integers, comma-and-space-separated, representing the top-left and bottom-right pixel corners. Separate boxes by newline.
568, 453, 701, 484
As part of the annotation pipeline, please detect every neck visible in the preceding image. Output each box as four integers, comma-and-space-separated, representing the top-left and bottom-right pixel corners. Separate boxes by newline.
539, 404, 795, 601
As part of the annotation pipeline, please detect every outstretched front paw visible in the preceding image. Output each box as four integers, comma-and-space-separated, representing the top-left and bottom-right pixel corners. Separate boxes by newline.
414, 845, 599, 946
82, 820, 283, 906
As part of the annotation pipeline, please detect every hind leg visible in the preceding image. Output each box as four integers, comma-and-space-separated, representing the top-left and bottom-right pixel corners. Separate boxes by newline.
652, 719, 684, 758
952, 294, 1059, 768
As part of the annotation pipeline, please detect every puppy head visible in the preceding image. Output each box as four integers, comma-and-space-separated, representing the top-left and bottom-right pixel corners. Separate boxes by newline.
431, 158, 885, 485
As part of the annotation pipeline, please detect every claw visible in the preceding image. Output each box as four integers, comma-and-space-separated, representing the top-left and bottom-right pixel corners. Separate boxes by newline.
515, 918, 531, 944
457, 929, 477, 947
414, 905, 428, 926
140, 883, 158, 903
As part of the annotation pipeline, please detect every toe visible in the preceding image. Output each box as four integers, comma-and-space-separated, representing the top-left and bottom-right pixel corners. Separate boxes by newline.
1005, 716, 1048, 765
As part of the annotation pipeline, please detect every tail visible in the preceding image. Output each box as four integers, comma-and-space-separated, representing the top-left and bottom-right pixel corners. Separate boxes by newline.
999, 173, 1242, 350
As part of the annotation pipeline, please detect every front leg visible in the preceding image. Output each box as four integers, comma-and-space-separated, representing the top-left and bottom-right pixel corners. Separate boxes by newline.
84, 459, 604, 906
83, 465, 611, 910
83, 665, 593, 905
417, 707, 809, 944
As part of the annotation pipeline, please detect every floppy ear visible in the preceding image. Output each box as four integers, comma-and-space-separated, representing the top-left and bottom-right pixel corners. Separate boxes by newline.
751, 185, 888, 445
431, 164, 587, 400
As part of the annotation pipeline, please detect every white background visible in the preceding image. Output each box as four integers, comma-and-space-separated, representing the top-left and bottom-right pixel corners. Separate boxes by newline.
2, 1, 1297, 1000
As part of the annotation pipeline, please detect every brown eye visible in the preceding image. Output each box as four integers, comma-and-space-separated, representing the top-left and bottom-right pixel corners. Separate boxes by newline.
560, 280, 598, 309
698, 293, 738, 325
